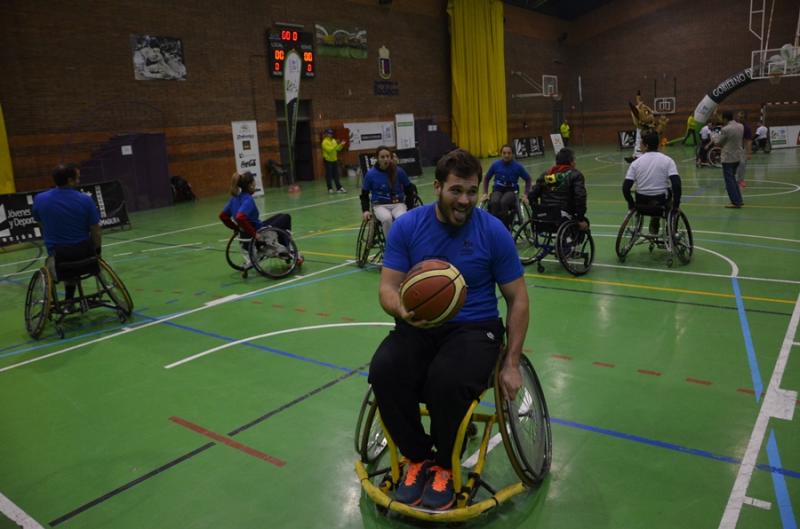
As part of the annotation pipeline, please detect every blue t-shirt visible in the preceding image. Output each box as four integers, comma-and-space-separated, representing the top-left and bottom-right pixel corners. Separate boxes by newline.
362, 166, 411, 204
383, 204, 523, 322
32, 187, 100, 253
486, 159, 531, 192
223, 193, 262, 230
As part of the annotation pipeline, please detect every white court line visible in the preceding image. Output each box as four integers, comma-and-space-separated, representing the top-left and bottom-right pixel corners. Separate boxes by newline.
141, 242, 201, 253
718, 290, 800, 529
462, 433, 503, 468
0, 492, 45, 529
164, 321, 395, 369
742, 496, 772, 510
0, 261, 352, 374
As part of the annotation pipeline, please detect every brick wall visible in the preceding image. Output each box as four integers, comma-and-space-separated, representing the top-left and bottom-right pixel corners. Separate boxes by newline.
0, 0, 450, 196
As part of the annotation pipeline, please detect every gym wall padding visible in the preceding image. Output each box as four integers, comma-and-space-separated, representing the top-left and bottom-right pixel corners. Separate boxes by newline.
448, 0, 507, 157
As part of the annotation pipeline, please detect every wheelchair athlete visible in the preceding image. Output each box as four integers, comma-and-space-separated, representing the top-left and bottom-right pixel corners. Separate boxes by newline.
621, 131, 681, 235
360, 146, 416, 238
528, 148, 588, 231
481, 144, 531, 230
219, 171, 302, 278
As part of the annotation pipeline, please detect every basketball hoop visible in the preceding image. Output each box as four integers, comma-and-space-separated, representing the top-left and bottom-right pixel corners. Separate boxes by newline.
552, 92, 562, 101
768, 71, 783, 85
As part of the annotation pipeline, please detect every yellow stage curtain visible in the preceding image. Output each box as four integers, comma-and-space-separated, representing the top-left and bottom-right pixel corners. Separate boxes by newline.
0, 104, 14, 193
447, 0, 506, 158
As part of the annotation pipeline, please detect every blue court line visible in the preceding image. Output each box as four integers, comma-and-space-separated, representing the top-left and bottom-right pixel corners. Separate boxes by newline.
768, 429, 798, 529
144, 309, 800, 482
731, 274, 796, 526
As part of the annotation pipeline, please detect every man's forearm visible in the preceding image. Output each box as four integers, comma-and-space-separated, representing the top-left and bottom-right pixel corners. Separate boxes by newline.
90, 225, 102, 251
504, 296, 529, 366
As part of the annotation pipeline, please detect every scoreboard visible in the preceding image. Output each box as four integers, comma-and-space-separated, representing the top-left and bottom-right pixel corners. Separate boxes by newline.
267, 25, 315, 78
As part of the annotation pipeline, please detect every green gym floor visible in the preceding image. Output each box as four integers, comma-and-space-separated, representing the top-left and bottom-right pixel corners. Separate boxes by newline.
1, 144, 798, 529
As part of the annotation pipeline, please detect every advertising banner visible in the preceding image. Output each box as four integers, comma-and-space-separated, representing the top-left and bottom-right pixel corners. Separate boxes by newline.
769, 125, 800, 149
549, 133, 565, 155
231, 120, 264, 196
512, 137, 545, 158
358, 148, 422, 177
345, 121, 396, 151
395, 113, 415, 150
0, 181, 130, 247
618, 130, 636, 149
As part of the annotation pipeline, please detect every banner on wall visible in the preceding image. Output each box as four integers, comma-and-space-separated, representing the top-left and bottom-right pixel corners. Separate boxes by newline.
618, 130, 636, 149
358, 148, 422, 177
769, 125, 800, 149
0, 181, 131, 247
512, 137, 544, 158
395, 113, 415, 150
345, 121, 396, 151
314, 24, 367, 59
549, 134, 565, 155
0, 103, 13, 194
231, 120, 264, 196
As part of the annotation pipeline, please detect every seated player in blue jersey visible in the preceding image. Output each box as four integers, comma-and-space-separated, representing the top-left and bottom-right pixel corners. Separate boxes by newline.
32, 164, 102, 302
218, 172, 302, 271
360, 146, 416, 237
480, 144, 531, 229
528, 148, 589, 231
368, 149, 530, 510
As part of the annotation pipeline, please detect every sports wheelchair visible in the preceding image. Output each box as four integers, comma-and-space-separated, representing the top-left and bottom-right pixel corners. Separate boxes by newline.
513, 206, 594, 276
24, 249, 133, 339
615, 203, 693, 267
355, 189, 422, 268
480, 189, 532, 233
225, 225, 300, 279
355, 352, 551, 522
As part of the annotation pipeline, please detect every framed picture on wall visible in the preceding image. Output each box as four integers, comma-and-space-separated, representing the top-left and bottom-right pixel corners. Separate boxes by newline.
131, 35, 187, 81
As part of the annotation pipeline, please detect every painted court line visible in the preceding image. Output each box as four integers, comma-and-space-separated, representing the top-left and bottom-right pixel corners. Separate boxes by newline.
718, 290, 800, 529
164, 322, 395, 369
0, 262, 351, 374
0, 492, 45, 529
169, 416, 285, 467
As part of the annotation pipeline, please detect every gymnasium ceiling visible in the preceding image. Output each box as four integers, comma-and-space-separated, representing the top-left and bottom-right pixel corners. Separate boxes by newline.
503, 0, 614, 20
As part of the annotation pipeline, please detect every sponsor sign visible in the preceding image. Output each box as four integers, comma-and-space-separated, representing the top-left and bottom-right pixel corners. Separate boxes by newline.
0, 181, 130, 247
358, 148, 422, 177
512, 137, 545, 158
549, 133, 565, 155
618, 130, 636, 149
231, 120, 264, 196
345, 121, 396, 151
654, 97, 676, 114
769, 125, 800, 149
395, 113, 415, 150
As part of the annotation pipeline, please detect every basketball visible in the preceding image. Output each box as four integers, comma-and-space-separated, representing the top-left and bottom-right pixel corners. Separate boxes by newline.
400, 259, 467, 325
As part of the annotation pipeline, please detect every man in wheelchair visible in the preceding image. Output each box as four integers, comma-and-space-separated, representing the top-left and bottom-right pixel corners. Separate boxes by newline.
621, 131, 682, 234
32, 164, 103, 306
481, 144, 531, 230
527, 148, 588, 231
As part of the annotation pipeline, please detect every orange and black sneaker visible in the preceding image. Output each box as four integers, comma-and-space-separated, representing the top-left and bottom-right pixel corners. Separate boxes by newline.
421, 465, 455, 510
394, 459, 432, 505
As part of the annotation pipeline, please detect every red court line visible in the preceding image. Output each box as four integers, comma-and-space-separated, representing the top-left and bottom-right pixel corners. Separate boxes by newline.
250, 300, 263, 305
592, 361, 615, 368
294, 307, 307, 313
737, 387, 756, 395
637, 369, 662, 376
686, 377, 712, 386
551, 354, 572, 361
341, 316, 355, 321
169, 416, 286, 467
316, 312, 330, 317
272, 304, 284, 308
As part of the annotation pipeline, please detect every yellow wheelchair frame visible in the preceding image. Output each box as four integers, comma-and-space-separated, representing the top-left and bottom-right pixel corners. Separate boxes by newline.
354, 353, 551, 522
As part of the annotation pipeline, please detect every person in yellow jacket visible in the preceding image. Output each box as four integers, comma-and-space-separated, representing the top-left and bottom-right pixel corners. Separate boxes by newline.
681, 114, 698, 146
560, 120, 571, 147
322, 128, 347, 194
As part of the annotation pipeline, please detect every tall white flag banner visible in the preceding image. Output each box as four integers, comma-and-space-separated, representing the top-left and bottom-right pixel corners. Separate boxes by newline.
549, 133, 565, 155
395, 113, 415, 150
283, 50, 302, 186
231, 120, 264, 197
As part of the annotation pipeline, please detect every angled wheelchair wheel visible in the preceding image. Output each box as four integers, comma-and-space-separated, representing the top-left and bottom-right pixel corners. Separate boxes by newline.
250, 226, 299, 279
615, 210, 642, 262
225, 232, 251, 272
355, 218, 375, 268
496, 354, 552, 487
354, 386, 388, 464
556, 221, 594, 276
513, 220, 551, 266
708, 146, 722, 167
668, 210, 693, 265
25, 268, 53, 339
97, 259, 133, 316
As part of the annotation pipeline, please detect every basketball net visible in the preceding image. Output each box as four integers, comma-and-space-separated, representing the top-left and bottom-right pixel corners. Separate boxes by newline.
768, 72, 783, 85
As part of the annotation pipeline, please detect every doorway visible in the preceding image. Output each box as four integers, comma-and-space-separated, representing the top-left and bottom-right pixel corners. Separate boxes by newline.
275, 99, 314, 182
